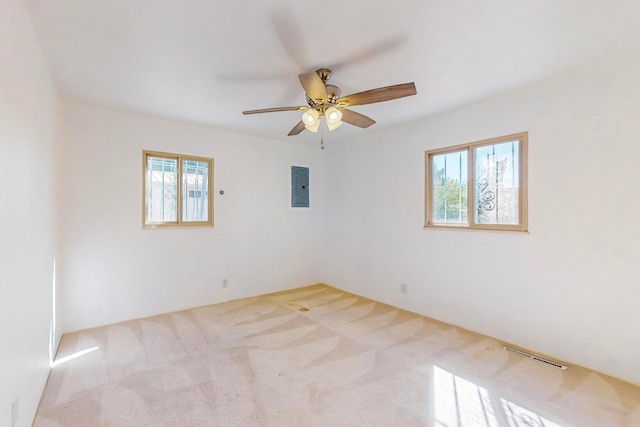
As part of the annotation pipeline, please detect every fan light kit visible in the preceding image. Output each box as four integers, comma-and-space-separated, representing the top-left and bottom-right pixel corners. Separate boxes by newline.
302, 108, 320, 132
242, 68, 417, 136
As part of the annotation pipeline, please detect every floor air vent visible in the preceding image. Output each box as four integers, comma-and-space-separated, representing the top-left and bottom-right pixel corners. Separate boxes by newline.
503, 346, 567, 370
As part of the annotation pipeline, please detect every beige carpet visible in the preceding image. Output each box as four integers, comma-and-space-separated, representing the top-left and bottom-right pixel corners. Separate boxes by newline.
35, 284, 640, 426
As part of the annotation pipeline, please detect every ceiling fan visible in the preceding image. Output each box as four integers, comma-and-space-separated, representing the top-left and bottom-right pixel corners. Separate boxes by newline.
242, 68, 417, 136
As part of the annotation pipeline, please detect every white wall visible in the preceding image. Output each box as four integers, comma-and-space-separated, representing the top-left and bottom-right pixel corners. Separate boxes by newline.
0, 0, 61, 426
60, 103, 324, 332
323, 47, 640, 385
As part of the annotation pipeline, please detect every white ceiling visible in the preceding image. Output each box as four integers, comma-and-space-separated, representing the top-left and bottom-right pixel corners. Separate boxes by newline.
25, 0, 640, 143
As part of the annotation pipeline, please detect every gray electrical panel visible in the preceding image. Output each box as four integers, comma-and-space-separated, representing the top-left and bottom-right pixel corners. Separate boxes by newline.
291, 166, 309, 208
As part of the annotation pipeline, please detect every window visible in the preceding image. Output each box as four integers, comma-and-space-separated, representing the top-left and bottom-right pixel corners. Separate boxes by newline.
143, 150, 213, 228
425, 132, 527, 232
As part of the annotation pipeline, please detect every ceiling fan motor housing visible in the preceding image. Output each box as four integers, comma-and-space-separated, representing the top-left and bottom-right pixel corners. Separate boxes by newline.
308, 84, 341, 111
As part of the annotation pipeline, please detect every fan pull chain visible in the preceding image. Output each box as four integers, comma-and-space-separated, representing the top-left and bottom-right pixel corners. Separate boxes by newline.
321, 126, 324, 150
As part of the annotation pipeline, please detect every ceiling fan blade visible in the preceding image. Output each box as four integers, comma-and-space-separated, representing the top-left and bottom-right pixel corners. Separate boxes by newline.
299, 72, 328, 103
271, 12, 309, 70
326, 36, 406, 72
217, 71, 292, 83
288, 121, 306, 136
242, 106, 306, 115
341, 109, 376, 128
338, 82, 416, 107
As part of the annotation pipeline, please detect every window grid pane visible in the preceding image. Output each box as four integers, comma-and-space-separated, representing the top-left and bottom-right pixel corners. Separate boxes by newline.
432, 150, 468, 224
182, 160, 209, 222
147, 157, 177, 223
474, 141, 520, 225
